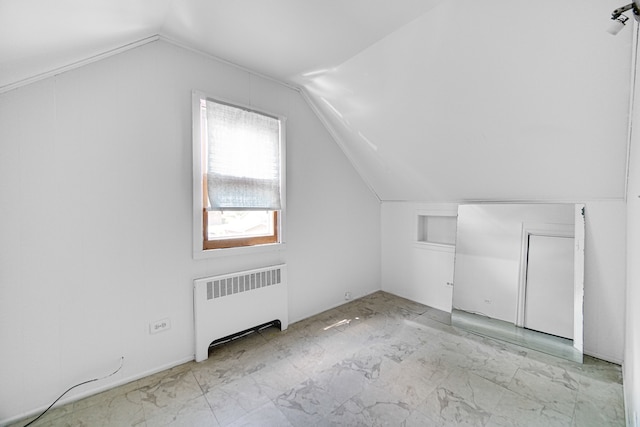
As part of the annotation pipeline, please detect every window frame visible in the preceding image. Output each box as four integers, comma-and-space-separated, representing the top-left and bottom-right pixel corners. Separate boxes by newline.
192, 91, 286, 259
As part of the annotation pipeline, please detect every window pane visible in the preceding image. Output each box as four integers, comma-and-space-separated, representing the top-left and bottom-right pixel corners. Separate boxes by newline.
207, 211, 275, 240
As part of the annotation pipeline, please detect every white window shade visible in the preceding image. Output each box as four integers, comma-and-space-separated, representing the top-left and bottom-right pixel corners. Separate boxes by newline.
206, 100, 282, 211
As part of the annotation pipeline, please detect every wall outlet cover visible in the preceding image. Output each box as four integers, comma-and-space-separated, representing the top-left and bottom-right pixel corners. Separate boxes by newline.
150, 318, 171, 334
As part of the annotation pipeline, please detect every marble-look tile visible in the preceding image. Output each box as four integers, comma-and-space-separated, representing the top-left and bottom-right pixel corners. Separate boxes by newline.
573, 388, 625, 427
439, 339, 521, 387
138, 369, 204, 420
402, 409, 441, 427
374, 354, 446, 409
506, 368, 577, 416
226, 401, 293, 427
190, 342, 278, 395
249, 358, 309, 400
321, 385, 412, 427
288, 310, 344, 340
73, 379, 141, 412
9, 291, 626, 427
191, 362, 246, 394
204, 375, 270, 426
422, 369, 507, 426
71, 391, 146, 426
274, 379, 340, 426
143, 395, 218, 427
485, 388, 572, 427
282, 337, 342, 377
314, 352, 383, 404
518, 358, 580, 391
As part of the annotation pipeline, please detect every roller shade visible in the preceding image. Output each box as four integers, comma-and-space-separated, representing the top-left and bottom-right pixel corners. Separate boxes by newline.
205, 100, 281, 211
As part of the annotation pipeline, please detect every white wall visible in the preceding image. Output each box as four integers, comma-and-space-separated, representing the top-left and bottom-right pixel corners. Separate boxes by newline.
582, 201, 626, 363
0, 40, 381, 424
381, 203, 456, 312
453, 204, 574, 323
381, 201, 626, 364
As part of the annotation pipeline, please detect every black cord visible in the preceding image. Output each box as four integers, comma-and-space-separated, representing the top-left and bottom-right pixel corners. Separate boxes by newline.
23, 357, 124, 426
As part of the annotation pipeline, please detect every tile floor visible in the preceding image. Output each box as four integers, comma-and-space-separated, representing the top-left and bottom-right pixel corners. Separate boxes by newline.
11, 291, 625, 426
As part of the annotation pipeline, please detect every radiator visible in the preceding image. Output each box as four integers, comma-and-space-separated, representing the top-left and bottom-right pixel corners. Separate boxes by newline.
193, 264, 288, 362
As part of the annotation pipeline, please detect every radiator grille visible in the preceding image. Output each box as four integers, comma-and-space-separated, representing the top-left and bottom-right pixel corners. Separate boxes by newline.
206, 267, 282, 300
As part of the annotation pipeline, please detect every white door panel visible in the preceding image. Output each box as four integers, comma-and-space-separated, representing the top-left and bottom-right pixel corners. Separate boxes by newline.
524, 235, 574, 339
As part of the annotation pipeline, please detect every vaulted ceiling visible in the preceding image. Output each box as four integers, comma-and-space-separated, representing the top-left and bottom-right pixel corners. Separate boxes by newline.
0, 0, 443, 89
0, 0, 634, 202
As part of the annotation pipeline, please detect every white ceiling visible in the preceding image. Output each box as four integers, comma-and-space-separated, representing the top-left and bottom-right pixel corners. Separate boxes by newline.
0, 0, 443, 89
0, 0, 634, 202
299, 0, 634, 201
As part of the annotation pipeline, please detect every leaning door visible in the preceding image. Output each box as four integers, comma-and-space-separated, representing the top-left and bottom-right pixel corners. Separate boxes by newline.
524, 234, 574, 339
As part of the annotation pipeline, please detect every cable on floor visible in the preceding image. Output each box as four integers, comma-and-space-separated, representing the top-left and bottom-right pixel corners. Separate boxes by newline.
23, 356, 124, 426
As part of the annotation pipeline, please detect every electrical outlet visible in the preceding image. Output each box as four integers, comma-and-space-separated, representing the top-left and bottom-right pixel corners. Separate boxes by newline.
150, 318, 171, 334
345, 292, 352, 301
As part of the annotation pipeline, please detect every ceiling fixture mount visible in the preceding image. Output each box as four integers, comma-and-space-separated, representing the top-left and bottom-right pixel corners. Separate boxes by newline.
609, 2, 640, 35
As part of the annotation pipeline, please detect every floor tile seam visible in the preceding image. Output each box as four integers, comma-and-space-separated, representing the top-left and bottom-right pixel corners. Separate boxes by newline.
502, 371, 579, 419
369, 378, 431, 412
202, 389, 236, 427
456, 370, 514, 413
138, 369, 208, 415
469, 370, 518, 396
170, 368, 208, 401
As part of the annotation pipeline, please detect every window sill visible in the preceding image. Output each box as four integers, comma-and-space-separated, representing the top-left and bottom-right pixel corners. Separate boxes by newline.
193, 242, 286, 260
413, 242, 455, 253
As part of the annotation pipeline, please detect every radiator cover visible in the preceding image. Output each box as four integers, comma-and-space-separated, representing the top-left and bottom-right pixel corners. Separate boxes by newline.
193, 264, 288, 362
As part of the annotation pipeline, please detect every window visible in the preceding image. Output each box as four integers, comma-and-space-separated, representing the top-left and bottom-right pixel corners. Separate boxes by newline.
193, 92, 285, 255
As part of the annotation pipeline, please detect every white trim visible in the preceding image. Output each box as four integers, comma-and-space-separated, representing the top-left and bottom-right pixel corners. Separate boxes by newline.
515, 222, 575, 327
0, 35, 161, 94
514, 214, 584, 355
574, 204, 586, 354
624, 23, 639, 203
192, 91, 287, 260
381, 197, 626, 204
0, 34, 305, 95
413, 242, 455, 253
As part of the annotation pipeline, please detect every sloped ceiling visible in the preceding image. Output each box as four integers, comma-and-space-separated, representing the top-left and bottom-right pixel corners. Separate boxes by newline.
0, 0, 634, 202
298, 0, 634, 202
0, 0, 443, 88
